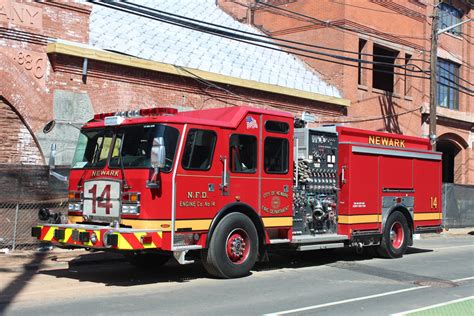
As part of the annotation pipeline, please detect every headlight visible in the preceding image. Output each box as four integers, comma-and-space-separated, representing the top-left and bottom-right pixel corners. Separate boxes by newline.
68, 203, 82, 212
122, 204, 140, 215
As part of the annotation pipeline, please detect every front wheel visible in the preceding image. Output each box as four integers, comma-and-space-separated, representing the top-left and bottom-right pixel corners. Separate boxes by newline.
202, 213, 258, 278
377, 211, 410, 258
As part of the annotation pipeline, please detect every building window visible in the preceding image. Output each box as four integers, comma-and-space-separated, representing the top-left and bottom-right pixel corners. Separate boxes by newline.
437, 59, 459, 110
372, 44, 398, 93
404, 54, 413, 97
182, 129, 217, 170
264, 137, 288, 174
439, 3, 462, 36
229, 134, 257, 173
358, 39, 367, 86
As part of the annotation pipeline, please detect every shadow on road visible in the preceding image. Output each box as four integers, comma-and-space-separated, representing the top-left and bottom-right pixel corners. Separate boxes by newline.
37, 246, 433, 287
40, 251, 210, 286
254, 246, 433, 272
0, 251, 47, 314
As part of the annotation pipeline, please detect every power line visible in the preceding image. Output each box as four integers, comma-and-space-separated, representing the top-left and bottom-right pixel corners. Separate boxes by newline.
90, 1, 474, 96
256, 1, 431, 53
90, 0, 431, 79
122, 0, 430, 64
96, 0, 427, 74
178, 65, 423, 125
438, 65, 473, 86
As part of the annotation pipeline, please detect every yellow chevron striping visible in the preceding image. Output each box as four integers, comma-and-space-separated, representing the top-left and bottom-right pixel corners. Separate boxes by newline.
64, 229, 73, 242
262, 217, 293, 227
414, 212, 442, 221
338, 214, 381, 224
133, 232, 157, 249
117, 234, 133, 250
44, 227, 55, 241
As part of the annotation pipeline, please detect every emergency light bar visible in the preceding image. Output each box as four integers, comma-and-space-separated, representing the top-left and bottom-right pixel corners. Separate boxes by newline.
93, 107, 178, 121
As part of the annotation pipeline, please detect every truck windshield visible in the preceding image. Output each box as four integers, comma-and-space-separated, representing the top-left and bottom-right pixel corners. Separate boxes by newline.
72, 124, 179, 172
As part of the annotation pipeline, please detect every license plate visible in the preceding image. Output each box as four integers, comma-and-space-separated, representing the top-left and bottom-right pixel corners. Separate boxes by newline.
83, 180, 121, 219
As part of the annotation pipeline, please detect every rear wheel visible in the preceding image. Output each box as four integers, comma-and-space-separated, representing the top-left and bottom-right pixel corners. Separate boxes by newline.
202, 213, 258, 278
377, 211, 409, 258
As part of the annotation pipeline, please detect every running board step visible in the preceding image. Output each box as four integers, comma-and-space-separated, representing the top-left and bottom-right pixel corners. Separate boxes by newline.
269, 239, 291, 244
291, 234, 349, 244
297, 242, 345, 251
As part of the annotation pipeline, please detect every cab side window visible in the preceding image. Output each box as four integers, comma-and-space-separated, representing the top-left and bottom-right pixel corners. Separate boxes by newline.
182, 129, 217, 170
264, 137, 288, 174
229, 134, 257, 173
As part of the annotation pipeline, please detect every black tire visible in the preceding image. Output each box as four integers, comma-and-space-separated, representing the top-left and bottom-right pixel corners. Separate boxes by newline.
125, 253, 170, 268
202, 213, 258, 278
377, 211, 410, 258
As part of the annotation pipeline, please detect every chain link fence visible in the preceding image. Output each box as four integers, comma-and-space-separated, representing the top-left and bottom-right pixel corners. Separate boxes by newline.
0, 201, 68, 252
443, 183, 474, 229
0, 164, 68, 252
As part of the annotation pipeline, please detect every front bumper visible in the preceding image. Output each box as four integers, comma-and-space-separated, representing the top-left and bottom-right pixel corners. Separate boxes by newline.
32, 223, 164, 251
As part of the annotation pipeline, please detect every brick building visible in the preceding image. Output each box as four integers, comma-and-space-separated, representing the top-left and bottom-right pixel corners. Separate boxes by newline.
221, 0, 473, 184
0, 0, 472, 194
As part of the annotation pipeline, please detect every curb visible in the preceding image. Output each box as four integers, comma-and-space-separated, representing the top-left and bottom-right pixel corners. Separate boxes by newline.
0, 251, 127, 273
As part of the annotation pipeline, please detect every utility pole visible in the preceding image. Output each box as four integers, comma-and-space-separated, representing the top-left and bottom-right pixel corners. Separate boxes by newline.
429, 0, 439, 151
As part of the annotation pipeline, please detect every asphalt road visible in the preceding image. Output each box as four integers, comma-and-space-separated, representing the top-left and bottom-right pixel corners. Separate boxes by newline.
1, 235, 473, 316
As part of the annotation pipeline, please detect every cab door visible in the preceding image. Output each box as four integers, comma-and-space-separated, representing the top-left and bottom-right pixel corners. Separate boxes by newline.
260, 116, 293, 228
175, 126, 220, 229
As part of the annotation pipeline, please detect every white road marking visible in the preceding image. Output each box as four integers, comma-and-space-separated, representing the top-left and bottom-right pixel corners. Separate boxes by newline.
265, 276, 474, 315
264, 286, 429, 315
391, 296, 474, 316
430, 244, 474, 250
452, 276, 474, 283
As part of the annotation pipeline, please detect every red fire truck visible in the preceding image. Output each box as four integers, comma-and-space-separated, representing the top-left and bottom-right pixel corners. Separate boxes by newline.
32, 106, 442, 278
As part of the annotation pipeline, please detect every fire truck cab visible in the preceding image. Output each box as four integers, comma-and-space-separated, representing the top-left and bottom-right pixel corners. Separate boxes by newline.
33, 106, 442, 278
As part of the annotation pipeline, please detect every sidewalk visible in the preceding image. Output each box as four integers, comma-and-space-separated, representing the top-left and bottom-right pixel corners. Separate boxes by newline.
1, 228, 472, 273
0, 248, 125, 273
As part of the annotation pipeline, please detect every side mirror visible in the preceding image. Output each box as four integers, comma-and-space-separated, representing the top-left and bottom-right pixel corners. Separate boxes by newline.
49, 143, 57, 170
43, 120, 56, 134
150, 137, 166, 169
147, 137, 166, 189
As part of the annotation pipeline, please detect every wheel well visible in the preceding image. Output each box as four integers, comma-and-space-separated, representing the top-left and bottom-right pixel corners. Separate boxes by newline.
390, 206, 414, 240
206, 203, 266, 252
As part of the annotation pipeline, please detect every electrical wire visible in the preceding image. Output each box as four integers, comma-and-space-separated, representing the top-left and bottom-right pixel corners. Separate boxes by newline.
90, 1, 473, 96
122, 0, 430, 64
97, 0, 427, 74
90, 0, 431, 80
438, 65, 473, 86
256, 1, 431, 53
136, 0, 471, 84
178, 65, 425, 125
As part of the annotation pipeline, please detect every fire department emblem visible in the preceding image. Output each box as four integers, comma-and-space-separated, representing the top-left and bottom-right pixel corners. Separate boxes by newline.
271, 196, 281, 209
